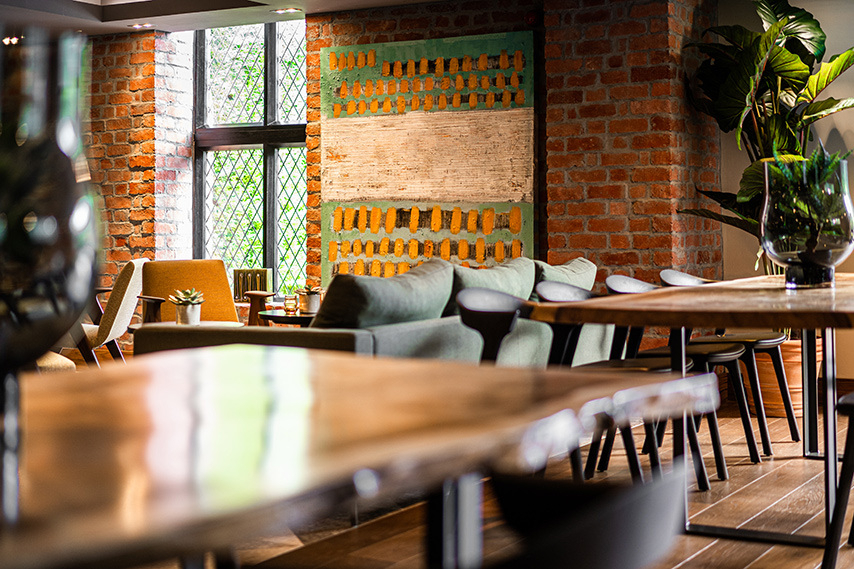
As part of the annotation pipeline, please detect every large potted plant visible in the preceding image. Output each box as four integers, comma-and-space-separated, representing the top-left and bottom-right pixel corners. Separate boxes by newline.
683, 0, 854, 415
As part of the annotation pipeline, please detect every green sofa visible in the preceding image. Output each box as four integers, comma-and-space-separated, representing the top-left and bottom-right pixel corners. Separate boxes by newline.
134, 257, 612, 368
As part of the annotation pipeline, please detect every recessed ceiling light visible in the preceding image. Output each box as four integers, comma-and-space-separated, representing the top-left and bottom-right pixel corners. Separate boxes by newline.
129, 23, 153, 29
271, 8, 302, 14
2, 36, 20, 45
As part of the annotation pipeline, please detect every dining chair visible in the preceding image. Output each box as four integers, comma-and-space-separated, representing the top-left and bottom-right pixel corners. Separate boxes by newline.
603, 274, 765, 488
455, 287, 525, 363
659, 268, 801, 455
71, 258, 147, 367
490, 463, 685, 569
535, 280, 688, 483
139, 259, 267, 326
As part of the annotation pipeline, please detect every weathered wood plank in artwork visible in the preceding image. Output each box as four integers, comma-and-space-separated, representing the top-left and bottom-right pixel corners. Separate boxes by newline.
320, 107, 534, 203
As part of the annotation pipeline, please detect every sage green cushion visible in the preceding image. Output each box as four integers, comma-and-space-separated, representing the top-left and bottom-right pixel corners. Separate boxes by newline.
443, 257, 536, 316
311, 259, 453, 329
531, 258, 597, 300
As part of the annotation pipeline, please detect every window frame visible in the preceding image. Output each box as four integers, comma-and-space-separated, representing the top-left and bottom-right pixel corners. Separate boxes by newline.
192, 22, 307, 295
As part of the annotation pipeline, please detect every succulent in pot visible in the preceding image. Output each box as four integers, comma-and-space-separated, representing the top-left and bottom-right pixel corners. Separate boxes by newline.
169, 288, 204, 325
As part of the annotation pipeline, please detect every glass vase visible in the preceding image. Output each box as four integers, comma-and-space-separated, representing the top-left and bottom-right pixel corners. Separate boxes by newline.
761, 159, 854, 288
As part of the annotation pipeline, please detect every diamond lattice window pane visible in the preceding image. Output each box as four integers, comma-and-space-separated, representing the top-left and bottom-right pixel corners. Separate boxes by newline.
276, 147, 307, 291
204, 149, 264, 278
206, 24, 265, 125
276, 20, 307, 124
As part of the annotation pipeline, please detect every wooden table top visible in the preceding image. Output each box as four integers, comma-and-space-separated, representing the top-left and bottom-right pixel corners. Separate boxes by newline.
2, 345, 717, 569
529, 273, 854, 330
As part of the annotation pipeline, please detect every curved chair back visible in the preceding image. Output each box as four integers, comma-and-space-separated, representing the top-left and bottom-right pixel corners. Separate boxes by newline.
456, 287, 524, 363
535, 281, 595, 303
604, 274, 657, 295
659, 269, 715, 287
142, 259, 239, 323
534, 281, 596, 366
95, 258, 147, 346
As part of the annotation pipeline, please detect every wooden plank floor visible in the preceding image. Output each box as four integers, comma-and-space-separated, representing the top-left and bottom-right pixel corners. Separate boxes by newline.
231, 403, 854, 569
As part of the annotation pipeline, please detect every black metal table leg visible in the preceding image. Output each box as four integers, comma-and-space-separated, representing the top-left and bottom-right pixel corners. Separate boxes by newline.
426, 473, 483, 569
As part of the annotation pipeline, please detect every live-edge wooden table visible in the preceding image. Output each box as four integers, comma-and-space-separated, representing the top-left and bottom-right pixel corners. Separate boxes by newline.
529, 272, 854, 548
0, 344, 717, 569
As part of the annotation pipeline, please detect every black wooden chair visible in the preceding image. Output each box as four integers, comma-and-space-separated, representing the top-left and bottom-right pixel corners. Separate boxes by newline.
489, 463, 686, 569
659, 268, 801, 455
602, 274, 764, 489
535, 280, 687, 483
455, 287, 526, 363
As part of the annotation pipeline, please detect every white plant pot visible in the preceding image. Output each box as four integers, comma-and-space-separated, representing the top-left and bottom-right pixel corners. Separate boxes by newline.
299, 293, 321, 314
175, 303, 201, 325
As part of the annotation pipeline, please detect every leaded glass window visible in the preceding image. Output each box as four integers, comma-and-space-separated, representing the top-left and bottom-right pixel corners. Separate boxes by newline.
194, 20, 307, 296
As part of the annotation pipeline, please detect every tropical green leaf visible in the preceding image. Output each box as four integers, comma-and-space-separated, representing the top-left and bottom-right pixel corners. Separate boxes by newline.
753, 0, 826, 63
799, 97, 854, 126
718, 19, 786, 135
705, 25, 760, 50
688, 42, 741, 65
798, 48, 854, 104
678, 207, 761, 237
764, 45, 810, 92
760, 114, 800, 156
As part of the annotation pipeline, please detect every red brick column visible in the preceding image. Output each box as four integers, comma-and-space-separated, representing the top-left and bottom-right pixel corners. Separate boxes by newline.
85, 30, 193, 288
543, 0, 721, 283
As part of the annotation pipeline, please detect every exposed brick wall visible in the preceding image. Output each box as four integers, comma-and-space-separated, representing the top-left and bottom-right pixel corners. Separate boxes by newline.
86, 30, 194, 286
85, 31, 194, 349
543, 0, 721, 284
304, 0, 541, 286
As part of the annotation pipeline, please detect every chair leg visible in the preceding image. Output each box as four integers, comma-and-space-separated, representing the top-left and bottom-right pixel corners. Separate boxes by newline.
75, 337, 100, 368
706, 410, 728, 481
644, 421, 661, 479
619, 425, 644, 484
597, 424, 617, 472
584, 423, 605, 480
686, 416, 710, 492
726, 361, 761, 463
569, 448, 584, 483
822, 417, 854, 569
742, 349, 773, 456
106, 339, 125, 362
765, 345, 801, 443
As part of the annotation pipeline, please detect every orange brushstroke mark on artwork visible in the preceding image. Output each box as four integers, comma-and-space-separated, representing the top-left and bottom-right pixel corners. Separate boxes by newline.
407, 59, 415, 77
496, 74, 505, 89
346, 100, 356, 115
383, 262, 395, 278
396, 96, 407, 114
357, 51, 366, 69
382, 98, 392, 113
420, 57, 429, 74
398, 262, 410, 274
343, 208, 355, 231
502, 90, 511, 108
400, 79, 409, 93
358, 100, 367, 115
440, 238, 451, 260
452, 93, 461, 108
370, 207, 382, 234
341, 240, 351, 257
328, 241, 338, 262
338, 262, 349, 274
495, 241, 505, 263
354, 259, 365, 275
431, 205, 442, 232
409, 207, 420, 233
394, 238, 404, 257
379, 237, 390, 256
333, 103, 341, 118
408, 239, 419, 259
458, 239, 469, 260
393, 60, 403, 78
499, 50, 509, 70
468, 93, 477, 109
425, 77, 434, 90
514, 50, 523, 72
357, 205, 368, 233
385, 208, 396, 233
424, 94, 433, 111
411, 95, 420, 111
478, 53, 488, 71
515, 90, 524, 106
462, 55, 472, 72
347, 51, 355, 70
388, 81, 397, 95
423, 240, 434, 258
382, 61, 390, 76
467, 210, 478, 233
509, 206, 522, 234
455, 74, 464, 91
370, 259, 382, 277
370, 99, 379, 113
450, 207, 462, 235
352, 239, 363, 257
435, 57, 444, 75
512, 240, 522, 258
449, 57, 459, 74
475, 238, 485, 264
367, 50, 376, 67
485, 92, 495, 109
510, 72, 520, 89
480, 75, 490, 90
468, 74, 477, 90
328, 52, 338, 70
482, 208, 495, 235
365, 240, 374, 258
332, 206, 343, 232
353, 81, 361, 98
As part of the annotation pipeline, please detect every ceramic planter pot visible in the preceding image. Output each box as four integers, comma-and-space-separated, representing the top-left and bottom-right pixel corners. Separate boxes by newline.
175, 304, 201, 325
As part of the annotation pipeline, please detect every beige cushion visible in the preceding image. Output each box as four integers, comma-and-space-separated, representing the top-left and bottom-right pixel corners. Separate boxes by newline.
36, 351, 76, 373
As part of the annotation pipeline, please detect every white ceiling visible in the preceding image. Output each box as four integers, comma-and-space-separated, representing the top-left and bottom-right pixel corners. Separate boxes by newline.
0, 0, 428, 34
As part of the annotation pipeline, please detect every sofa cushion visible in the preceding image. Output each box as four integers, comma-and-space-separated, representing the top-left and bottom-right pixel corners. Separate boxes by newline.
311, 259, 453, 329
443, 257, 535, 316
532, 258, 597, 300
